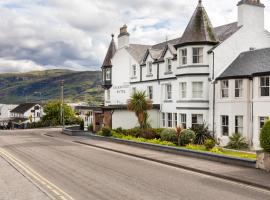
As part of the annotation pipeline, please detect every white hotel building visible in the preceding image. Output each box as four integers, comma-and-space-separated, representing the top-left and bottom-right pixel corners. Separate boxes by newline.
101, 0, 270, 149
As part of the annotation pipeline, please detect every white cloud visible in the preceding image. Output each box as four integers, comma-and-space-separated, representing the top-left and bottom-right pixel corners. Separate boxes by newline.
0, 0, 269, 73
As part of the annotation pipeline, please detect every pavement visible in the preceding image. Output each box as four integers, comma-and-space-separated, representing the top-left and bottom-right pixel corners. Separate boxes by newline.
0, 154, 51, 200
0, 128, 270, 200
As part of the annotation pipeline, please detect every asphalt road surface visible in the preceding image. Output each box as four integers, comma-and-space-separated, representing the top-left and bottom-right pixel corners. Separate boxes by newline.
0, 129, 270, 200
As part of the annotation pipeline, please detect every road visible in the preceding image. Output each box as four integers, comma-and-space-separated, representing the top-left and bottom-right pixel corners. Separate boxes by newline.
0, 129, 270, 200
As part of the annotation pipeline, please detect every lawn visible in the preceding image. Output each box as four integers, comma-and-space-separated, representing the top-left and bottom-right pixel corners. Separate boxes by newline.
111, 132, 256, 160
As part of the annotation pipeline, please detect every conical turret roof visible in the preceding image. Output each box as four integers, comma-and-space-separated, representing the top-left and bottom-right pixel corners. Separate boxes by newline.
102, 34, 116, 68
178, 0, 218, 47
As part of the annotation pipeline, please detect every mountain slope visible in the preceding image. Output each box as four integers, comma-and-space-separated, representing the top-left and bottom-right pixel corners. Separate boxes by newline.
0, 69, 103, 104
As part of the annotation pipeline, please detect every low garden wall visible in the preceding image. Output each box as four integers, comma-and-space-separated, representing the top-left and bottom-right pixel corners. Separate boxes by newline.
62, 126, 91, 136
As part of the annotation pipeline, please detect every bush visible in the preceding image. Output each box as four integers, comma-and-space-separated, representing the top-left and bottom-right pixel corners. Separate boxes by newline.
80, 120, 84, 130
160, 129, 177, 144
204, 139, 216, 150
191, 123, 213, 145
226, 133, 249, 150
88, 124, 93, 132
114, 127, 126, 134
138, 128, 159, 139
98, 127, 112, 137
260, 120, 270, 152
179, 129, 195, 146
126, 127, 141, 137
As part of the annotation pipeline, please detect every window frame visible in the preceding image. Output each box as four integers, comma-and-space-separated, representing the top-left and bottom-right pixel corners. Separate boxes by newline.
162, 113, 166, 127
192, 47, 203, 64
174, 113, 178, 127
259, 116, 268, 129
167, 113, 173, 128
105, 68, 111, 81
260, 76, 270, 97
181, 48, 187, 65
221, 80, 229, 98
165, 84, 172, 100
147, 86, 153, 100
147, 61, 153, 75
221, 115, 229, 136
179, 114, 187, 129
192, 114, 203, 129
192, 82, 203, 98
235, 79, 243, 98
132, 65, 137, 77
235, 115, 243, 134
166, 58, 172, 72
179, 82, 187, 99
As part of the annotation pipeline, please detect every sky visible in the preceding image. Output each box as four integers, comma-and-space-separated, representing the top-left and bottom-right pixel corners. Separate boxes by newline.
0, 0, 269, 73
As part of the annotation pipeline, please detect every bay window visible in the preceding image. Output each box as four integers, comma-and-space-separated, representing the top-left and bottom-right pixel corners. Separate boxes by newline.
260, 76, 270, 97
180, 114, 187, 129
179, 82, 187, 99
167, 113, 173, 128
181, 48, 187, 65
192, 82, 203, 98
192, 48, 203, 64
192, 114, 203, 128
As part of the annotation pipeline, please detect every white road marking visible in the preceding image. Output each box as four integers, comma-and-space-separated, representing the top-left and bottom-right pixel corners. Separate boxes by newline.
0, 147, 74, 200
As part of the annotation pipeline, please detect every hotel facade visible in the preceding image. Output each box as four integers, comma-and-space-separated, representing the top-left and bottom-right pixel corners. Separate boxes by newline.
101, 0, 270, 149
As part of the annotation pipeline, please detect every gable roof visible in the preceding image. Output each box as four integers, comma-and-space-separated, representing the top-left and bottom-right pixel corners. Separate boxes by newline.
102, 35, 116, 68
126, 44, 151, 63
11, 103, 39, 114
218, 48, 270, 80
176, 1, 218, 47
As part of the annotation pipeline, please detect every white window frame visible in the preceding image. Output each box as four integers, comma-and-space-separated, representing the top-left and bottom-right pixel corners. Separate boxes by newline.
259, 116, 268, 129
192, 82, 203, 98
147, 61, 153, 75
165, 84, 172, 100
181, 48, 187, 65
221, 115, 229, 136
179, 82, 187, 99
260, 76, 270, 97
165, 58, 172, 72
235, 79, 243, 98
105, 68, 111, 81
192, 114, 203, 128
235, 116, 243, 134
221, 80, 229, 98
132, 65, 137, 77
192, 47, 203, 64
162, 113, 166, 127
167, 113, 173, 128
174, 113, 178, 127
147, 86, 153, 100
180, 114, 187, 129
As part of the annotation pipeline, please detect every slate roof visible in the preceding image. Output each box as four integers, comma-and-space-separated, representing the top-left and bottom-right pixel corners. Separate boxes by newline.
126, 44, 151, 63
11, 103, 38, 114
102, 35, 116, 68
218, 48, 270, 80
177, 1, 218, 47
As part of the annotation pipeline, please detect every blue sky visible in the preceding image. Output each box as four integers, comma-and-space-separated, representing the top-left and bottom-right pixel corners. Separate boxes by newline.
0, 0, 269, 73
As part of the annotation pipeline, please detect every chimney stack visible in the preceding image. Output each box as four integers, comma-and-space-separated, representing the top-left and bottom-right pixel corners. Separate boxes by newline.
118, 24, 130, 49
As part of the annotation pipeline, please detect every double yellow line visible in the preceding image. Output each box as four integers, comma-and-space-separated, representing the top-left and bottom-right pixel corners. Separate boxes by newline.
0, 148, 74, 200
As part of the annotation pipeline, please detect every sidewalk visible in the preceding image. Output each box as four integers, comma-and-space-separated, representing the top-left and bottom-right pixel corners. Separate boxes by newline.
70, 135, 270, 191
0, 156, 51, 200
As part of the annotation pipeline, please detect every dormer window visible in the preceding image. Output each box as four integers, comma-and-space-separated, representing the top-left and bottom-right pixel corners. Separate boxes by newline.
132, 65, 137, 77
181, 49, 187, 65
105, 68, 111, 81
165, 58, 172, 72
192, 48, 203, 64
147, 62, 153, 75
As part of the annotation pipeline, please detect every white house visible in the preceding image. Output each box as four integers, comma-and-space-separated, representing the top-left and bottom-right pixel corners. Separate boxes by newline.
101, 0, 270, 149
0, 104, 17, 127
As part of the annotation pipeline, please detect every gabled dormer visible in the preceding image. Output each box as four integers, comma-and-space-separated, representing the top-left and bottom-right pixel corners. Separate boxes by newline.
101, 34, 116, 89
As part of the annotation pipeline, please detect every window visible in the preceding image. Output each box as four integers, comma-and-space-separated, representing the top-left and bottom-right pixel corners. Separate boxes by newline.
179, 82, 187, 99
162, 113, 166, 127
181, 49, 187, 65
221, 116, 229, 136
105, 68, 111, 80
132, 65, 137, 77
221, 80, 229, 98
167, 113, 173, 128
107, 90, 110, 101
147, 62, 153, 75
192, 48, 203, 64
192, 82, 203, 98
165, 84, 172, 100
260, 76, 270, 97
132, 87, 136, 94
192, 114, 203, 128
180, 114, 187, 129
166, 58, 172, 72
147, 86, 153, 100
235, 116, 243, 134
174, 113, 178, 127
235, 79, 243, 98
259, 117, 268, 129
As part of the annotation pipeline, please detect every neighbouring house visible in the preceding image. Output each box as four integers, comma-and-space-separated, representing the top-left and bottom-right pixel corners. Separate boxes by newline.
10, 103, 44, 128
74, 105, 102, 130
0, 104, 18, 128
101, 0, 270, 149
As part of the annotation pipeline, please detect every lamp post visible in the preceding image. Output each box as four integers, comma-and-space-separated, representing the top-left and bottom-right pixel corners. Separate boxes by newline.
60, 80, 64, 128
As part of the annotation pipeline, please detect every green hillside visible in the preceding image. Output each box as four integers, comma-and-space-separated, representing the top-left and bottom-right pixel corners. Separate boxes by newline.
0, 69, 103, 105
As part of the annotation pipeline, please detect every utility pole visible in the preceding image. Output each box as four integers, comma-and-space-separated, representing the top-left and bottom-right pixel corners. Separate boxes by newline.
60, 80, 65, 128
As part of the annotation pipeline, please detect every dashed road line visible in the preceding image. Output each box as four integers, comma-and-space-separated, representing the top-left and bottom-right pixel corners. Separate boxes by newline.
0, 147, 74, 200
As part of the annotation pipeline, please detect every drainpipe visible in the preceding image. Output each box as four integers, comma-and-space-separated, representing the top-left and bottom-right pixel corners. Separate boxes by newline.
211, 51, 216, 138
250, 78, 254, 147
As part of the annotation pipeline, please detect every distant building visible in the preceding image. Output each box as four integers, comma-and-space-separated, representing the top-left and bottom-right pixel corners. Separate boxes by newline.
0, 104, 18, 127
101, 0, 270, 149
10, 103, 44, 127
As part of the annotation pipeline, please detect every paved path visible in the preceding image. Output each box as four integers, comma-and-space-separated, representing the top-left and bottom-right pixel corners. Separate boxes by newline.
0, 128, 270, 200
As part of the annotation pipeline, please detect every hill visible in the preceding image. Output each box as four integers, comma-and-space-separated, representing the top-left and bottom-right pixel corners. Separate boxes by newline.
0, 69, 103, 105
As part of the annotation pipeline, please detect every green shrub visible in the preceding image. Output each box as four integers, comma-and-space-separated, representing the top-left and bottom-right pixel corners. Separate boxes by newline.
88, 124, 93, 132
160, 129, 177, 144
204, 139, 216, 150
226, 133, 249, 150
179, 129, 195, 146
114, 127, 126, 134
191, 123, 213, 145
99, 127, 112, 137
126, 127, 141, 137
80, 120, 84, 130
138, 128, 158, 139
260, 120, 270, 152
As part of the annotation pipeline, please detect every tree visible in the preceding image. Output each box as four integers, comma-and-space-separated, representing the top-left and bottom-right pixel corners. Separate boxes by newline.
42, 100, 79, 125
127, 91, 152, 129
